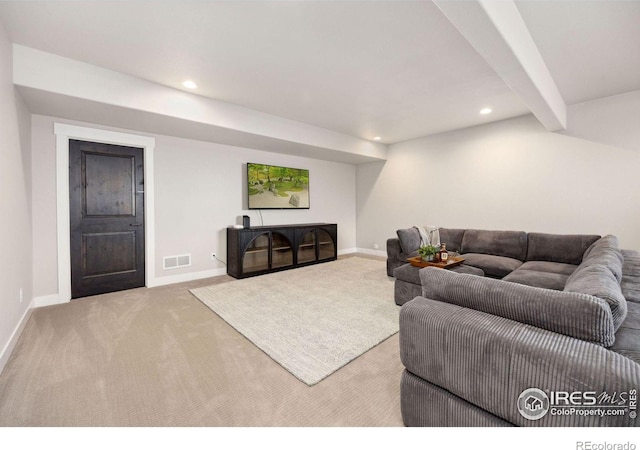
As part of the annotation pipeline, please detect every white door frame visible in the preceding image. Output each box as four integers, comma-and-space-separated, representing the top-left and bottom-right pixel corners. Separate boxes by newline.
54, 123, 156, 302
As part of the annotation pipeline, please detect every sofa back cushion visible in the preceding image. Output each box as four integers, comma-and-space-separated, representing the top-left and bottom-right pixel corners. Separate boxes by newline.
621, 249, 640, 304
396, 228, 421, 255
439, 228, 465, 253
461, 229, 527, 261
561, 235, 626, 331
526, 233, 600, 265
564, 264, 627, 331
420, 268, 616, 347
582, 235, 624, 282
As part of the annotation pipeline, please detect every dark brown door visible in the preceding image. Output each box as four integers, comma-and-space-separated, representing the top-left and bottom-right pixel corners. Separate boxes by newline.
69, 139, 145, 298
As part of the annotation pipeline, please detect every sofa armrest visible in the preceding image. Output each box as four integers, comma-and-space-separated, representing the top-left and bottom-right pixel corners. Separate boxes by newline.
387, 237, 411, 277
420, 267, 616, 346
400, 297, 640, 426
387, 237, 403, 260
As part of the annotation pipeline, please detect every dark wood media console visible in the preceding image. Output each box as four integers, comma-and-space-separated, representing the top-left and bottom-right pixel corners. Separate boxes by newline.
227, 223, 338, 279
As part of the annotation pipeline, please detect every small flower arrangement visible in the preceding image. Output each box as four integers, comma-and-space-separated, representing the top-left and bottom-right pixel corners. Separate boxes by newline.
418, 244, 439, 262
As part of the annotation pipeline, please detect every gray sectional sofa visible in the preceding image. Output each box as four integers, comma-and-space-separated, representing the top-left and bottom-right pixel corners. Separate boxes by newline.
387, 227, 640, 426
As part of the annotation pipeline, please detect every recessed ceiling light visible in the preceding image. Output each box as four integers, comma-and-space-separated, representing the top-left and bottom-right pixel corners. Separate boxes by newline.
373, 136, 381, 141
480, 107, 492, 115
182, 80, 198, 89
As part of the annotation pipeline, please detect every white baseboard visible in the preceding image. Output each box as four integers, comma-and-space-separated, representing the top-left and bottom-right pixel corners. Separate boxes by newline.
338, 248, 358, 255
0, 304, 33, 376
33, 294, 66, 308
31, 268, 228, 307
149, 267, 228, 287
355, 248, 388, 258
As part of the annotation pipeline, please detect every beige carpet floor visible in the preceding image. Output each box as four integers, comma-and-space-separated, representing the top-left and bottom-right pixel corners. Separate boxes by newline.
0, 255, 403, 427
191, 257, 399, 386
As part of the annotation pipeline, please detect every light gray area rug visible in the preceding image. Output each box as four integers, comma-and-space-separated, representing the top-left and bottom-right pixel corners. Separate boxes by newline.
190, 257, 398, 385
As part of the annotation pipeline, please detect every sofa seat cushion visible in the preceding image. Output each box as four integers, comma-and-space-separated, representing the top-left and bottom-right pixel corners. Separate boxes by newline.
501, 260, 578, 290
517, 260, 578, 276
461, 229, 528, 261
502, 269, 569, 291
460, 253, 522, 278
503, 270, 569, 291
611, 301, 640, 364
526, 232, 600, 265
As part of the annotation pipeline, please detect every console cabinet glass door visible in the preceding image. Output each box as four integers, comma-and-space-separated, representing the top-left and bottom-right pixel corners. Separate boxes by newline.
242, 231, 293, 274
271, 232, 293, 269
242, 233, 270, 274
297, 230, 316, 264
317, 228, 336, 260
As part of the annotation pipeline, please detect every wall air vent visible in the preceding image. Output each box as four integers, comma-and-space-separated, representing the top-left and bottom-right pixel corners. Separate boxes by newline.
163, 254, 191, 270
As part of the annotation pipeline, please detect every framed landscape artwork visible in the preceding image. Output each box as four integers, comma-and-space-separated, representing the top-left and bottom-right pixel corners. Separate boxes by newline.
247, 163, 310, 210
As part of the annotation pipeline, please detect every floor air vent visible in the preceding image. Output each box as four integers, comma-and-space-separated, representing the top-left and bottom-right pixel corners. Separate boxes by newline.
163, 254, 191, 270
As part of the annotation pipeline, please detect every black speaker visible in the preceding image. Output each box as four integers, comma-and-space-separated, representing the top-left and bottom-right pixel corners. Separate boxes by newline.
242, 215, 250, 228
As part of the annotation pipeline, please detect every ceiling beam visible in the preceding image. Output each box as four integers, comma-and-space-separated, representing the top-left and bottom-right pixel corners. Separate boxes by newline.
434, 0, 566, 131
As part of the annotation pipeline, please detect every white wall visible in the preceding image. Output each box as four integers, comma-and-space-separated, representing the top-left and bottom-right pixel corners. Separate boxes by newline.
357, 96, 640, 252
31, 115, 357, 298
0, 22, 32, 372
563, 89, 640, 153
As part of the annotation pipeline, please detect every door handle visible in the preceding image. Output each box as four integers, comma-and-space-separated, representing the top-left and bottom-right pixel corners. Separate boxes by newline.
129, 224, 142, 227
